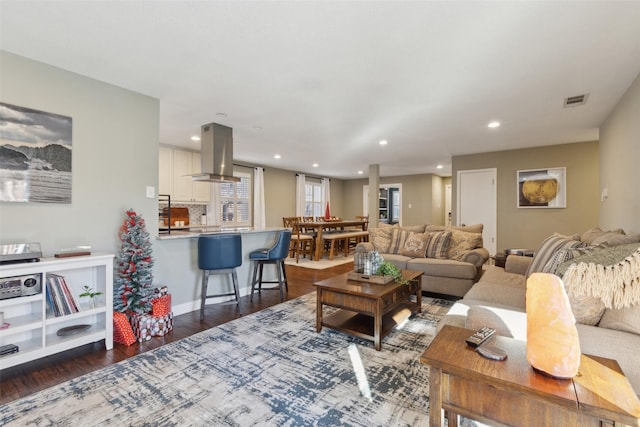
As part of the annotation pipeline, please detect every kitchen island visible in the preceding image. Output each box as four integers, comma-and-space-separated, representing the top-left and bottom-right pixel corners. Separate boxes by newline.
153, 228, 288, 316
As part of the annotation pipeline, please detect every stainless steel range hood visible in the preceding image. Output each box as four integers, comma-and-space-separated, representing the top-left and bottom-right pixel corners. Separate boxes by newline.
192, 122, 240, 183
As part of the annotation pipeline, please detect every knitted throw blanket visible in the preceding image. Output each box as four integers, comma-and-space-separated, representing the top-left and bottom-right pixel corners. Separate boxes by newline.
562, 243, 640, 309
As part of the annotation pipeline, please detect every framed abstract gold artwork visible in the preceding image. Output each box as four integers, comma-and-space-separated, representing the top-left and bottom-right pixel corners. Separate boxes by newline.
517, 167, 566, 208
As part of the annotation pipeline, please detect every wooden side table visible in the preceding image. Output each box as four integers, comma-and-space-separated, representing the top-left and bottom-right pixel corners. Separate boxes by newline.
420, 325, 640, 427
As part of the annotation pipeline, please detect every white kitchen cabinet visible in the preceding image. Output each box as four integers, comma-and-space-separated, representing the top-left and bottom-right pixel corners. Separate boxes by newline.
0, 253, 114, 370
172, 149, 194, 202
158, 146, 173, 196
159, 148, 210, 203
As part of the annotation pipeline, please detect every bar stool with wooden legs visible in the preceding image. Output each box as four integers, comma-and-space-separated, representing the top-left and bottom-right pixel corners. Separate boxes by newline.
198, 233, 242, 321
249, 230, 291, 301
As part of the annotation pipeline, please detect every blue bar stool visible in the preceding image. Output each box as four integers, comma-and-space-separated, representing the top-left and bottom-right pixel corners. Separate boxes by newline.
198, 233, 242, 320
249, 230, 291, 301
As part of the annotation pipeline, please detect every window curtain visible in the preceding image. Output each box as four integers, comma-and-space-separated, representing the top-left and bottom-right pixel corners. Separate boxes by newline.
253, 167, 266, 229
209, 183, 221, 226
295, 174, 306, 217
321, 178, 331, 219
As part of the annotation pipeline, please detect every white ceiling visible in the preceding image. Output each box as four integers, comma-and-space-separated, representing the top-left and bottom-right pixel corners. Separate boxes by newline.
2, 1, 640, 179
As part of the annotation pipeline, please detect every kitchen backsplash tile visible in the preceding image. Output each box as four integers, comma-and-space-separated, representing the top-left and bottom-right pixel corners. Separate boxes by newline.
158, 203, 208, 226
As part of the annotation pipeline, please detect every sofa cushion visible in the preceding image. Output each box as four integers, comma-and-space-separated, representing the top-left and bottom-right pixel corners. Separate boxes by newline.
380, 253, 411, 270
424, 231, 452, 259
598, 305, 640, 335
580, 226, 625, 245
369, 227, 393, 253
400, 232, 428, 258
400, 224, 427, 233
566, 293, 606, 326
592, 233, 640, 246
407, 257, 476, 279
526, 233, 586, 278
426, 223, 483, 234
466, 268, 527, 309
447, 229, 484, 261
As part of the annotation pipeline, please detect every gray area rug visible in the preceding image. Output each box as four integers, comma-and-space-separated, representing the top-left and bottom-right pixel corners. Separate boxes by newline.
1, 293, 455, 426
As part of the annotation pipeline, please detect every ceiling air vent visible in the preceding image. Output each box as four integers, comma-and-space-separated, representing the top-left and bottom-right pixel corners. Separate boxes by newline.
563, 93, 589, 108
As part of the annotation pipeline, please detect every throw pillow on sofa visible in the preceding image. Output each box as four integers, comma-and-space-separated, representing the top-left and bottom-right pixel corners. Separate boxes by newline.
525, 233, 586, 278
424, 231, 452, 259
400, 232, 429, 258
447, 229, 484, 261
389, 228, 411, 254
580, 226, 625, 245
369, 227, 394, 253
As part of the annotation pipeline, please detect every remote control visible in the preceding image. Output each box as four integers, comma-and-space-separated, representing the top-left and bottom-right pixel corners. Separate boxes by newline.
465, 326, 496, 347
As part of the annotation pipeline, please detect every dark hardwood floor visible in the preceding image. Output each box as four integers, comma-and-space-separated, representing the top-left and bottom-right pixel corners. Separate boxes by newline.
0, 262, 354, 405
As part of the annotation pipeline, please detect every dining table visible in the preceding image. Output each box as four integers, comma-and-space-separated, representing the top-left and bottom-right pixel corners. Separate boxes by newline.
299, 219, 368, 261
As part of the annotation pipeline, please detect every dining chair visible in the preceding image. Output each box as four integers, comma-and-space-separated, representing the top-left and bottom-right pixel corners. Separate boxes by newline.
249, 230, 291, 301
287, 217, 314, 262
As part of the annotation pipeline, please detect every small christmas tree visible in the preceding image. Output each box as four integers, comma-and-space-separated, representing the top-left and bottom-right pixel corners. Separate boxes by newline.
114, 209, 154, 315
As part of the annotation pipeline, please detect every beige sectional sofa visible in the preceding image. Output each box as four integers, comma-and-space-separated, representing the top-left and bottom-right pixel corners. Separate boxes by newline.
440, 227, 640, 395
356, 223, 489, 297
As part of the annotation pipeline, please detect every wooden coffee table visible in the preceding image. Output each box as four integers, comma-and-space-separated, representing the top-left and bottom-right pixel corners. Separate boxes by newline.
420, 325, 640, 427
313, 270, 422, 350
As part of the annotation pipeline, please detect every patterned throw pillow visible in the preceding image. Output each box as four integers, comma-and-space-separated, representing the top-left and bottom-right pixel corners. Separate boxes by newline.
424, 231, 452, 259
369, 227, 393, 253
525, 233, 586, 278
400, 232, 429, 258
389, 228, 411, 254
447, 229, 484, 261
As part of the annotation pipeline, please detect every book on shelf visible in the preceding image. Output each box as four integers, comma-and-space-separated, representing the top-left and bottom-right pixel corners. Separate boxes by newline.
46, 274, 82, 317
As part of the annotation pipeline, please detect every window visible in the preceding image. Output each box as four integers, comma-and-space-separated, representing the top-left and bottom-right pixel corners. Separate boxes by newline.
219, 172, 251, 226
305, 182, 323, 217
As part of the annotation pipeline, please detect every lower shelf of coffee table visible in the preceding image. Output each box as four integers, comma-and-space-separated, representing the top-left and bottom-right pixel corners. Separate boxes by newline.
322, 302, 416, 343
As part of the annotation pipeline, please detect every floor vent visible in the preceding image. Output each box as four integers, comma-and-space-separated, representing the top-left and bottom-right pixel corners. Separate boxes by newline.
564, 93, 588, 108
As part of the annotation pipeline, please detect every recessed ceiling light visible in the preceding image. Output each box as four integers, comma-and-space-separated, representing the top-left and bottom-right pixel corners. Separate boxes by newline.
436, 164, 443, 169
379, 139, 388, 145
190, 136, 200, 141
357, 170, 364, 175
253, 125, 263, 130
488, 121, 501, 128
274, 154, 281, 159
216, 112, 227, 118
312, 163, 319, 168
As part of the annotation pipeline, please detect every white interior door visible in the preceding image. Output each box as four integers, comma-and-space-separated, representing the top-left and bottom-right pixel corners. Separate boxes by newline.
457, 169, 497, 255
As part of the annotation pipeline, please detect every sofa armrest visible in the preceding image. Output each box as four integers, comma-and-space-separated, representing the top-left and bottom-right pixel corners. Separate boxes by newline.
460, 247, 490, 270
505, 255, 532, 275
355, 242, 375, 253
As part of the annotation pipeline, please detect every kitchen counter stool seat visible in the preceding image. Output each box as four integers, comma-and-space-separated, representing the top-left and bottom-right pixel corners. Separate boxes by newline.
198, 233, 242, 320
250, 230, 291, 301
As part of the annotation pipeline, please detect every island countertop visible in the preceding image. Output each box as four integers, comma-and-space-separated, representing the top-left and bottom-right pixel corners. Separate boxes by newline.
156, 227, 287, 240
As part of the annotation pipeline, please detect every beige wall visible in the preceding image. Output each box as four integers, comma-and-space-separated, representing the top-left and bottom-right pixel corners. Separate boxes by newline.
341, 174, 447, 226
600, 72, 640, 234
0, 51, 159, 255
452, 141, 600, 251
261, 168, 346, 227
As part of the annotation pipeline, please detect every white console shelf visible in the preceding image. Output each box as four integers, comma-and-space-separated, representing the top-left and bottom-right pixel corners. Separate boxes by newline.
0, 253, 113, 369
